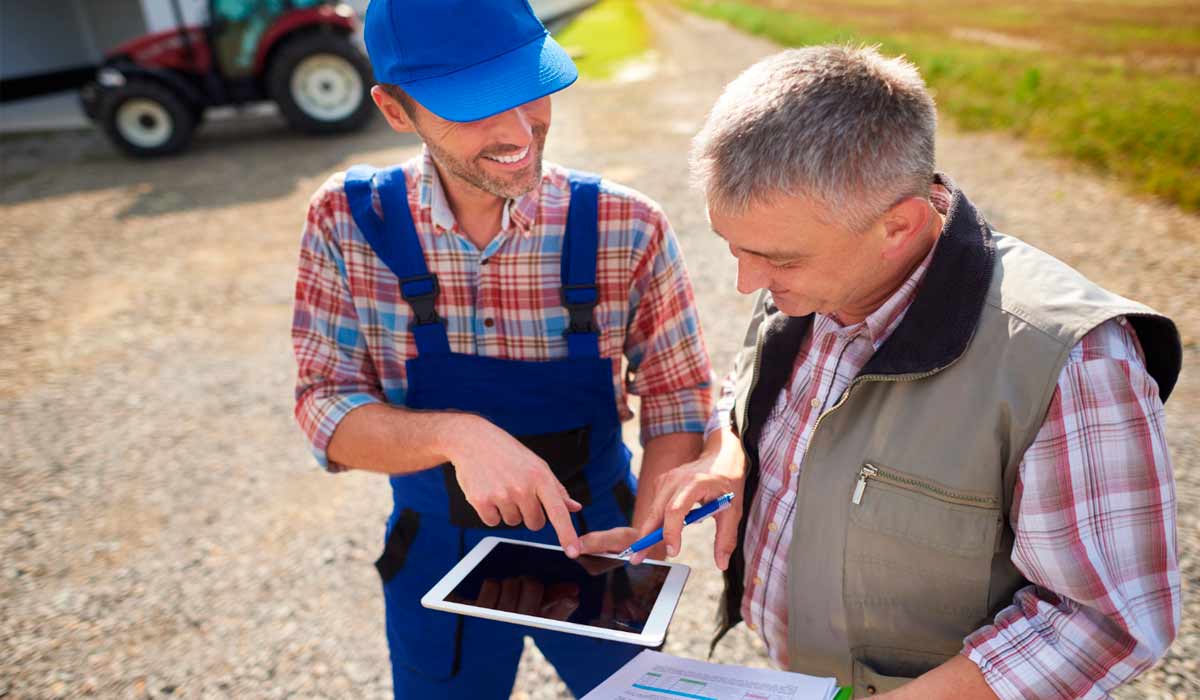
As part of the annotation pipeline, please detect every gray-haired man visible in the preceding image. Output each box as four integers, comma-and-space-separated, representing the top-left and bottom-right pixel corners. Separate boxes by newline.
583, 46, 1182, 698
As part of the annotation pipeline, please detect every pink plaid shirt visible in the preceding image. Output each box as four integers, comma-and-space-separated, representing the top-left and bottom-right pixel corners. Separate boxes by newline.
710, 196, 1178, 698
294, 150, 713, 470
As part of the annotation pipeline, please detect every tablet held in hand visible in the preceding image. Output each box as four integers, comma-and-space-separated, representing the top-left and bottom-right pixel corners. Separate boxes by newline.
422, 537, 690, 647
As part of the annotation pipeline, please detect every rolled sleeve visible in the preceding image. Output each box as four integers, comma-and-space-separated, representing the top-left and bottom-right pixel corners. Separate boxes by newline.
704, 367, 738, 439
299, 391, 381, 471
292, 184, 385, 471
622, 204, 713, 443
640, 384, 712, 442
962, 319, 1179, 699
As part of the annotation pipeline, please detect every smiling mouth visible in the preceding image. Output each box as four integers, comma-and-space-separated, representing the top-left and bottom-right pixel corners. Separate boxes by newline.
482, 145, 530, 164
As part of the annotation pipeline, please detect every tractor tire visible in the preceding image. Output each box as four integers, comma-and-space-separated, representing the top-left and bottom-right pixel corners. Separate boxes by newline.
268, 32, 373, 135
99, 79, 197, 157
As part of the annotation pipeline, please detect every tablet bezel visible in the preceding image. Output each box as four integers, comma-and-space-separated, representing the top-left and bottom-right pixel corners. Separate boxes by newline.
420, 536, 690, 647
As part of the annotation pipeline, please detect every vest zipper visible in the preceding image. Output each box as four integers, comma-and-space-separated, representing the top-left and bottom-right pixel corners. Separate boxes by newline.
802, 366, 955, 502
749, 320, 968, 505
851, 464, 877, 505
852, 462, 1000, 508
809, 366, 950, 437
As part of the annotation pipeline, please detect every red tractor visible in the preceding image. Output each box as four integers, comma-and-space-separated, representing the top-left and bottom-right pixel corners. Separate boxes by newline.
80, 0, 373, 157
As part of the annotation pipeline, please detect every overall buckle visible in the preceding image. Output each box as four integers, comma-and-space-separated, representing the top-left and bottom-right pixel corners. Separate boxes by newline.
399, 274, 443, 327
561, 284, 599, 335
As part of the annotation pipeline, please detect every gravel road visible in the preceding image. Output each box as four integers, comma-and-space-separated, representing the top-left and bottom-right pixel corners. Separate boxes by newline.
2, 3, 1197, 698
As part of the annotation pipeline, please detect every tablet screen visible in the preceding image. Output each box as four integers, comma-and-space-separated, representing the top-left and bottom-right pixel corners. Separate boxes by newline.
443, 542, 671, 634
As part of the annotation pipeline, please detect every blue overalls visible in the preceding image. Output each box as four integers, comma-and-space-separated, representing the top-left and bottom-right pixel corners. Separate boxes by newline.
344, 165, 642, 698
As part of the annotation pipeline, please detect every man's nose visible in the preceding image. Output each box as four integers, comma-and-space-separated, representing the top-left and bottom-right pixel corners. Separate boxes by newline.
489, 105, 534, 144
735, 256, 768, 295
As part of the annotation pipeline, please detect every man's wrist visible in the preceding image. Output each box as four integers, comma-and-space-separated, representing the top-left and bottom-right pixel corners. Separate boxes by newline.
878, 654, 999, 700
710, 427, 746, 480
699, 426, 729, 458
428, 410, 481, 465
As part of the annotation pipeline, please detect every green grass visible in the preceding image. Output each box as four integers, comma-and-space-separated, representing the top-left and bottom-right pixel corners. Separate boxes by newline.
556, 0, 650, 80
682, 0, 1200, 211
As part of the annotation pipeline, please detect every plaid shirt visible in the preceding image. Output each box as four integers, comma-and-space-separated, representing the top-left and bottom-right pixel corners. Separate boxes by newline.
294, 150, 713, 470
709, 195, 1178, 697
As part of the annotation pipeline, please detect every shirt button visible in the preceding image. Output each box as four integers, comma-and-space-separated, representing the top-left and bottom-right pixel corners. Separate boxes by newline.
810, 398, 820, 409
483, 318, 495, 328
753, 576, 763, 586
480, 258, 490, 266
789, 463, 799, 474
866, 685, 877, 695
768, 521, 778, 532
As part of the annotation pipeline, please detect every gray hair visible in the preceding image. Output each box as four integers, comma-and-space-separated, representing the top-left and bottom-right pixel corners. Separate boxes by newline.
691, 45, 937, 231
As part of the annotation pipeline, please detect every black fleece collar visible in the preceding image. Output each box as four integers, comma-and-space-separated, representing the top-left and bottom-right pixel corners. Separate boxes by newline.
861, 173, 995, 375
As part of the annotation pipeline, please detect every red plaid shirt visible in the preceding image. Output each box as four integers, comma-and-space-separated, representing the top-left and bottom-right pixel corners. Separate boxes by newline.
710, 194, 1178, 698
294, 150, 713, 470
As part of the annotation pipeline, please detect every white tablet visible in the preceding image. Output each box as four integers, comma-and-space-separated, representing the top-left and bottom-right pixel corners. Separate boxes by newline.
421, 536, 690, 647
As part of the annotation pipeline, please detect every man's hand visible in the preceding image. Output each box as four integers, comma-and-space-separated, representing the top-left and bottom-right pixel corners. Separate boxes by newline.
577, 427, 746, 568
576, 527, 669, 562
577, 527, 640, 557
447, 416, 584, 556
630, 431, 746, 568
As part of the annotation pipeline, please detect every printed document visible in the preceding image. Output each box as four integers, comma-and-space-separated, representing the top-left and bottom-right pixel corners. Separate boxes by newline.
582, 650, 839, 700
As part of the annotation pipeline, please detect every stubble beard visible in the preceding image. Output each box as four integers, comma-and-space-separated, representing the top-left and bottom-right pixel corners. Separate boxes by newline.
425, 125, 548, 200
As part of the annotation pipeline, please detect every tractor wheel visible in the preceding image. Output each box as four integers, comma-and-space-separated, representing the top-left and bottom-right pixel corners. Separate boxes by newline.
99, 80, 196, 157
268, 32, 373, 134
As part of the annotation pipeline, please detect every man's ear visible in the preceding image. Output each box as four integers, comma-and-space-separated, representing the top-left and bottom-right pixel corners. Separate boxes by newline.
880, 196, 934, 260
371, 85, 416, 134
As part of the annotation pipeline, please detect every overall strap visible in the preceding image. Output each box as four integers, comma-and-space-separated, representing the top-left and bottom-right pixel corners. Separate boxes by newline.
561, 173, 603, 359
344, 165, 451, 355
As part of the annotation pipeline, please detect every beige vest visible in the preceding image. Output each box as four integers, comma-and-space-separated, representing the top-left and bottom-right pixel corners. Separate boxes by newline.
718, 182, 1181, 697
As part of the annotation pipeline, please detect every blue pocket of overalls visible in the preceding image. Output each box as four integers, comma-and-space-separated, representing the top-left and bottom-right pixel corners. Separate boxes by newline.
377, 508, 463, 681
439, 425, 594, 529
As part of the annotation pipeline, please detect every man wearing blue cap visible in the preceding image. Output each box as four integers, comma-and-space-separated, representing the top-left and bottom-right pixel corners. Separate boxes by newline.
290, 1, 713, 697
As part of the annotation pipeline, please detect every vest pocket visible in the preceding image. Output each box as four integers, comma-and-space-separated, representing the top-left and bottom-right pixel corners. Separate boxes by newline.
844, 462, 1002, 660
851, 650, 949, 697
848, 463, 1000, 556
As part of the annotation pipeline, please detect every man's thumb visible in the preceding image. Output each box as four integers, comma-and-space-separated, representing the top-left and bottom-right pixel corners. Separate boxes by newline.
714, 510, 739, 570
579, 527, 634, 554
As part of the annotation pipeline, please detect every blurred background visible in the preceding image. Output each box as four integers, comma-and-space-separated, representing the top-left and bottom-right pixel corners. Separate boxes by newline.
2, 1, 1197, 698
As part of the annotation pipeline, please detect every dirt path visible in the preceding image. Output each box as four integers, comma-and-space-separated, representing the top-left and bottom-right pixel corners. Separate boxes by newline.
2, 2, 1197, 698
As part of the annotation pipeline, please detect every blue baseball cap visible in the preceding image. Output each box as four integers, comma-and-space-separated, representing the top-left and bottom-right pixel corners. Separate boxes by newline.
364, 0, 579, 123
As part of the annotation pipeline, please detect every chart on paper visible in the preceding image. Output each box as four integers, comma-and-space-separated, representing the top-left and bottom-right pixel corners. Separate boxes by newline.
582, 650, 839, 700
630, 668, 802, 700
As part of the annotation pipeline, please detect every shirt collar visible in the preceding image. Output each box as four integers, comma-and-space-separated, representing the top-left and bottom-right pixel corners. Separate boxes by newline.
419, 148, 540, 236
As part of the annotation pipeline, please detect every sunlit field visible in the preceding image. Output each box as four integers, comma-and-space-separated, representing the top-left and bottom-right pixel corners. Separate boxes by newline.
684, 0, 1200, 211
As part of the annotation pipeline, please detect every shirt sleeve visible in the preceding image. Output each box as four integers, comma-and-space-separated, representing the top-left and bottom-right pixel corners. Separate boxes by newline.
292, 182, 386, 471
962, 318, 1180, 699
704, 367, 738, 439
623, 203, 713, 443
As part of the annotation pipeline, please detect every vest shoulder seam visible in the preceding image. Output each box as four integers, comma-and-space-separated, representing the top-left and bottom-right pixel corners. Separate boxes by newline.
982, 296, 1075, 351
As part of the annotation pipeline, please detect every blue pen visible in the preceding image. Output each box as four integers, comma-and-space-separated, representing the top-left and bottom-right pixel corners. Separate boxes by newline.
618, 492, 736, 559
